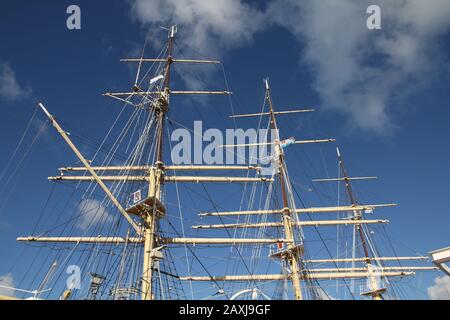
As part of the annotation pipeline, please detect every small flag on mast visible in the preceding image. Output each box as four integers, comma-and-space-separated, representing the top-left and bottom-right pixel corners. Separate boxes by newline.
280, 137, 296, 149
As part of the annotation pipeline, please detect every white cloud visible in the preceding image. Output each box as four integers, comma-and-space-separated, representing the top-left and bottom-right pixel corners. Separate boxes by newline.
268, 0, 450, 134
128, 0, 268, 98
129, 0, 266, 55
76, 199, 113, 231
128, 0, 450, 134
0, 63, 31, 101
428, 276, 450, 300
0, 273, 15, 297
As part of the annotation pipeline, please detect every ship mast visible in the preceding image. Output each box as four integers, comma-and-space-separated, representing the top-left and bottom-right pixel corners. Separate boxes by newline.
264, 79, 303, 300
313, 148, 391, 299
141, 25, 175, 301
335, 148, 384, 300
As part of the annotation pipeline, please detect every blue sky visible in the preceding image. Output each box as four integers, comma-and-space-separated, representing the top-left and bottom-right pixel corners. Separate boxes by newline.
0, 0, 449, 299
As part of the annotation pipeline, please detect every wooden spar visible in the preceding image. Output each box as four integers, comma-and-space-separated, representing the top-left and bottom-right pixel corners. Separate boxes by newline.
17, 236, 293, 245
229, 109, 315, 118
164, 176, 273, 183
59, 165, 151, 172
160, 238, 294, 245
219, 139, 336, 148
304, 256, 428, 263
120, 58, 221, 64
199, 203, 397, 216
49, 176, 149, 182
302, 267, 438, 272
200, 209, 282, 216
312, 177, 378, 182
0, 295, 21, 301
59, 165, 261, 172
37, 103, 141, 235
171, 91, 232, 95
49, 175, 273, 183
179, 271, 415, 282
164, 165, 261, 171
192, 219, 389, 229
17, 236, 143, 244
104, 91, 232, 96
180, 274, 288, 281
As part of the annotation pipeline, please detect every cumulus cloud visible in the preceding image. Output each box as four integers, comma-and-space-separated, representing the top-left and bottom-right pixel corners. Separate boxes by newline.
128, 0, 450, 134
428, 276, 450, 300
130, 0, 266, 55
0, 273, 15, 297
128, 0, 268, 96
76, 199, 113, 231
268, 0, 450, 134
0, 63, 31, 101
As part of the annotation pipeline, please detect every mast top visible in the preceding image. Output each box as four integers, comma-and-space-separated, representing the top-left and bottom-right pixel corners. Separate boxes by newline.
160, 25, 177, 39
38, 102, 52, 119
264, 78, 270, 91
169, 25, 177, 39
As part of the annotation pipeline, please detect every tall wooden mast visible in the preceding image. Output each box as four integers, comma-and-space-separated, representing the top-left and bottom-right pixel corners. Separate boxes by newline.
335, 148, 384, 300
141, 25, 176, 301
264, 79, 303, 300
336, 148, 372, 261
314, 148, 388, 299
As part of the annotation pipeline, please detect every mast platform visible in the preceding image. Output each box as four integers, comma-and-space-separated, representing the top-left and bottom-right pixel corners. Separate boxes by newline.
270, 244, 304, 259
126, 196, 166, 217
